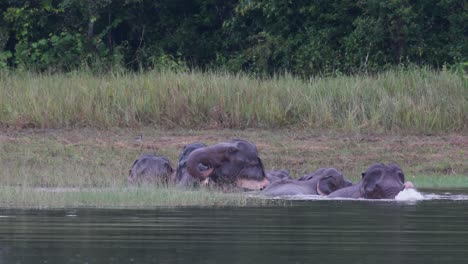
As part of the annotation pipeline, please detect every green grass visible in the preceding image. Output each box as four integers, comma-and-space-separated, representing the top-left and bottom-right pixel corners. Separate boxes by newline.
1, 67, 466, 133
1, 174, 467, 208
411, 174, 468, 189
0, 186, 284, 208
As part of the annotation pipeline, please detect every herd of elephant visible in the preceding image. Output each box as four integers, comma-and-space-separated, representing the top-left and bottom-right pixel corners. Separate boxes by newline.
128, 139, 415, 199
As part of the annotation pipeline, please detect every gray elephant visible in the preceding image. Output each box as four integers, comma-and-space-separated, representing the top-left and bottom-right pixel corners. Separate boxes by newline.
128, 154, 173, 185
266, 169, 293, 183
328, 163, 414, 199
261, 168, 352, 197
173, 142, 209, 188
186, 139, 270, 190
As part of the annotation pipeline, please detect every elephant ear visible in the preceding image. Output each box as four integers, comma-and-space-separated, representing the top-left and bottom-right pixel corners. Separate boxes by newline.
316, 176, 336, 195
360, 168, 383, 197
165, 162, 173, 174
388, 163, 405, 183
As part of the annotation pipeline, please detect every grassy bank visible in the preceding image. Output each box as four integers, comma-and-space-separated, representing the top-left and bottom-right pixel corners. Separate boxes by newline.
2, 128, 467, 187
1, 68, 466, 133
2, 174, 467, 209
2, 175, 468, 209
0, 128, 466, 208
0, 187, 280, 208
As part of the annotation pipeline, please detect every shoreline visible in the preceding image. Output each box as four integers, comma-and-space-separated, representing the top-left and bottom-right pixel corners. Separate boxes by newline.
0, 185, 467, 209
1, 127, 466, 208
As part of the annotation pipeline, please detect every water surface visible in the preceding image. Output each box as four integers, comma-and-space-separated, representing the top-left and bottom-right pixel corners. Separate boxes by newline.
1, 191, 468, 264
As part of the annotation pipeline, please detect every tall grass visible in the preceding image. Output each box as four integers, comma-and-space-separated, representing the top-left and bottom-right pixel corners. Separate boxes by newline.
0, 68, 466, 132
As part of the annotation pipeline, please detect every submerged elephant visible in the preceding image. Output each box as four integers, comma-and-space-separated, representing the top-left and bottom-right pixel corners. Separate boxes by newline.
266, 169, 293, 183
128, 154, 173, 185
261, 168, 352, 197
328, 163, 414, 199
297, 167, 340, 181
186, 139, 270, 190
173, 142, 209, 188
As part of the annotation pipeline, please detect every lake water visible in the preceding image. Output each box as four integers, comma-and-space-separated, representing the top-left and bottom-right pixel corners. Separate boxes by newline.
1, 190, 468, 264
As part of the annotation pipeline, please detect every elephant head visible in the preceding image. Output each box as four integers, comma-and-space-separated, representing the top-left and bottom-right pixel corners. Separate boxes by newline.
297, 168, 329, 181
328, 163, 413, 199
261, 168, 352, 197
311, 168, 353, 195
186, 139, 269, 190
128, 154, 173, 185
360, 163, 409, 199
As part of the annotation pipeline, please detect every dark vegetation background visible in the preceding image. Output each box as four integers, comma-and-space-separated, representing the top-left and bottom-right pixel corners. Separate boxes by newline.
0, 0, 466, 75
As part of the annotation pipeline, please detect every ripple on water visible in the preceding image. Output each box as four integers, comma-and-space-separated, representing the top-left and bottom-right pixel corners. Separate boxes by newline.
395, 188, 425, 201
259, 189, 468, 202
424, 193, 468, 201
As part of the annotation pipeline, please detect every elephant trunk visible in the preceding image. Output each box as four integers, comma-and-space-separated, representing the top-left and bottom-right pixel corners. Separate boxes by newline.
186, 145, 228, 180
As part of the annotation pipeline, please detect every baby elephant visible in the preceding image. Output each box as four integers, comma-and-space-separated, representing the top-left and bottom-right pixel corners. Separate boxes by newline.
261, 168, 352, 197
328, 163, 414, 199
128, 154, 173, 185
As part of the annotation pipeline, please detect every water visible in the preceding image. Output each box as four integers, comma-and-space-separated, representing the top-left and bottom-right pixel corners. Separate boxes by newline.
1, 190, 468, 264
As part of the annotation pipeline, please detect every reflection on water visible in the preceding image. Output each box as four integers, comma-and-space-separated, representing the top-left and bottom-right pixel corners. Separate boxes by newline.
1, 192, 468, 264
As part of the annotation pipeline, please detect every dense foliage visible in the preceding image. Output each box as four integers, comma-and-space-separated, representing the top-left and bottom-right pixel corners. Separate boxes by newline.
0, 0, 466, 74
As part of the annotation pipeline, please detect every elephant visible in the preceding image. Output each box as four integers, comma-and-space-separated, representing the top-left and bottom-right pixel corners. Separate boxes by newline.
328, 163, 414, 199
128, 154, 173, 185
266, 169, 293, 183
296, 167, 342, 181
261, 168, 353, 197
173, 142, 209, 188
186, 139, 270, 190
